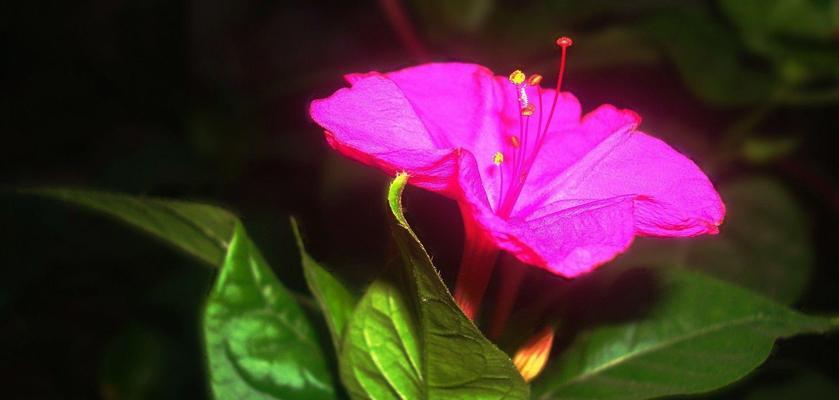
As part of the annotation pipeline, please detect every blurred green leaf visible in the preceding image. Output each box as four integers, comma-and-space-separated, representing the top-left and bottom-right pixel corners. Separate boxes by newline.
204, 222, 335, 400
411, 0, 495, 33
567, 28, 662, 71
532, 266, 838, 400
30, 188, 235, 266
100, 325, 168, 400
742, 136, 800, 164
718, 0, 839, 82
616, 177, 813, 304
338, 174, 528, 399
640, 8, 775, 106
720, 0, 835, 40
292, 217, 357, 350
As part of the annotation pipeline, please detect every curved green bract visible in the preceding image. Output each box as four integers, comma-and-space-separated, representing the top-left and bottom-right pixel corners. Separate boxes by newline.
388, 172, 411, 230
337, 174, 529, 399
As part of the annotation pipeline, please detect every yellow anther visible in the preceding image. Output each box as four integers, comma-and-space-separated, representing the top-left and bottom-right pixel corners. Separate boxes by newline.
521, 104, 536, 116
527, 74, 543, 86
508, 70, 526, 85
493, 151, 504, 166
510, 136, 520, 148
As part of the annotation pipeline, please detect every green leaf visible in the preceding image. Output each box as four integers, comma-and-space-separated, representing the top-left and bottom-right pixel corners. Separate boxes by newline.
338, 173, 529, 399
615, 177, 813, 304
292, 217, 357, 350
204, 222, 335, 400
532, 266, 838, 400
29, 188, 235, 266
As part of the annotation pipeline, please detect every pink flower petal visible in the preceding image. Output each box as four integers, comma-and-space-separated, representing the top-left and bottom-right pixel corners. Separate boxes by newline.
310, 74, 459, 193
526, 122, 724, 237
505, 196, 638, 278
514, 104, 640, 216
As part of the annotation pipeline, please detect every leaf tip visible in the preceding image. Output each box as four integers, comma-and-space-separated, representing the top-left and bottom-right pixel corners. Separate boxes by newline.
289, 216, 305, 249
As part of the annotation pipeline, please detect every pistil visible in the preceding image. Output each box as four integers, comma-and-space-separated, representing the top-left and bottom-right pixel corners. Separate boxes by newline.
453, 37, 573, 323
497, 37, 573, 219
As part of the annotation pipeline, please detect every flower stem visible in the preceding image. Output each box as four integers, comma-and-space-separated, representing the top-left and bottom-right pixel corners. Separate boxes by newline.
489, 255, 527, 339
454, 209, 499, 321
377, 0, 429, 60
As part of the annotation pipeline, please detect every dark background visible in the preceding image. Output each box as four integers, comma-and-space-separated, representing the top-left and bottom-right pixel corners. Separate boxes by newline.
2, 0, 837, 398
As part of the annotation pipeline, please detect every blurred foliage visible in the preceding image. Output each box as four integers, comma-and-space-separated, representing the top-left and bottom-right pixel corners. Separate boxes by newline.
615, 177, 814, 305
2, 0, 838, 398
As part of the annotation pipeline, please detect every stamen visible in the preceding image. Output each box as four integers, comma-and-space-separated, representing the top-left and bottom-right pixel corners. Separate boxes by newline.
527, 74, 543, 86
493, 151, 504, 166
508, 69, 526, 85
510, 136, 520, 148
493, 151, 505, 211
496, 37, 573, 218
521, 104, 535, 116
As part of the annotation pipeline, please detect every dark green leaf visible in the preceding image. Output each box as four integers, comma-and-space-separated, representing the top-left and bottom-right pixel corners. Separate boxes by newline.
29, 188, 235, 266
292, 217, 357, 350
615, 177, 812, 304
640, 8, 774, 106
204, 222, 335, 400
339, 173, 529, 399
533, 266, 838, 400
718, 0, 839, 82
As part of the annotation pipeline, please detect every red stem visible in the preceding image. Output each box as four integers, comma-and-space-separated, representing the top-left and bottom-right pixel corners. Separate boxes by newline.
454, 206, 500, 321
377, 0, 429, 59
489, 255, 527, 339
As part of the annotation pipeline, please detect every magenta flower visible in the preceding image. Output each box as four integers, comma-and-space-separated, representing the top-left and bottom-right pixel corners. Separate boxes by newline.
309, 39, 724, 320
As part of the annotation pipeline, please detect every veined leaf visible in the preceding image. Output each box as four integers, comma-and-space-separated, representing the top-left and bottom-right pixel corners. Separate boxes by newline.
27, 188, 339, 398
29, 188, 235, 266
532, 266, 838, 400
339, 173, 529, 399
204, 222, 335, 400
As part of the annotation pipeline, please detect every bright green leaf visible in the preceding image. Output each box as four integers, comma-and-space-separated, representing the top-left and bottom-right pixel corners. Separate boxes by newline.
338, 173, 529, 399
533, 266, 838, 400
204, 222, 335, 400
292, 217, 357, 350
29, 188, 235, 266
